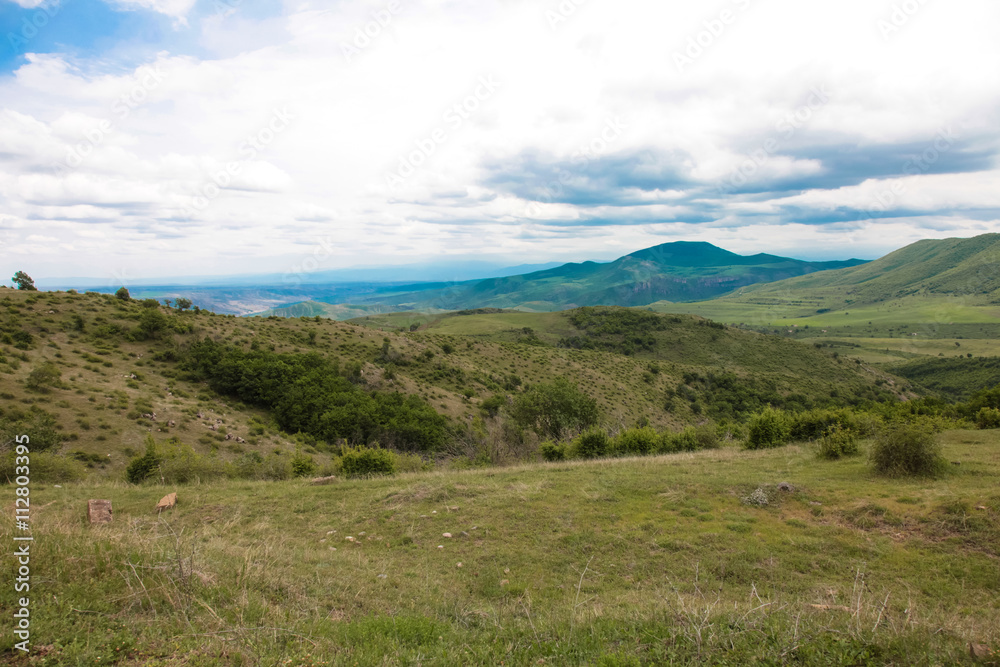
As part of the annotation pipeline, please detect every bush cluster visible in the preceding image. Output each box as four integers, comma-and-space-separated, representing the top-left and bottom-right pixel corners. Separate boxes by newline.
338, 445, 397, 477
870, 424, 946, 477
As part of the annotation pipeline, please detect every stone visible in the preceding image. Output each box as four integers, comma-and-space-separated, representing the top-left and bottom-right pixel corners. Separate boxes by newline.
310, 475, 339, 485
777, 482, 794, 492
156, 492, 177, 512
970, 643, 992, 660
88, 499, 112, 524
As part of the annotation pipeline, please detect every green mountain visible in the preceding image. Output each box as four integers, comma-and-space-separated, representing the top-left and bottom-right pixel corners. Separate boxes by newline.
259, 242, 866, 317
694, 233, 1000, 316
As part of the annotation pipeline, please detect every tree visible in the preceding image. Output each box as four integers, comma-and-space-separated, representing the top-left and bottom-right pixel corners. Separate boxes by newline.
175, 297, 192, 311
25, 361, 62, 392
163, 299, 172, 308
510, 377, 599, 439
115, 286, 131, 301
11, 271, 36, 291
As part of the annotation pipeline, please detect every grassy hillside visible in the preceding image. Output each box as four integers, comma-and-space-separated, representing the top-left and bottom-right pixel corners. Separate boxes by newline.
5, 431, 998, 664
260, 241, 865, 317
0, 290, 903, 481
653, 234, 1000, 322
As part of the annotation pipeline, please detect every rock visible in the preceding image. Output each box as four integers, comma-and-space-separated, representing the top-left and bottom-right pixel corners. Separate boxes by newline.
310, 475, 339, 485
970, 643, 993, 660
156, 492, 177, 512
88, 499, 112, 524
442, 532, 452, 538
777, 482, 795, 492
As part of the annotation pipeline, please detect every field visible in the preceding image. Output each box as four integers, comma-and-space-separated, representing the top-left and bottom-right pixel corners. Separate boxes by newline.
3, 430, 998, 665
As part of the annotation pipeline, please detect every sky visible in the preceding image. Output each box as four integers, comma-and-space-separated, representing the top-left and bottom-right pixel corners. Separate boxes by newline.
1, 0, 999, 284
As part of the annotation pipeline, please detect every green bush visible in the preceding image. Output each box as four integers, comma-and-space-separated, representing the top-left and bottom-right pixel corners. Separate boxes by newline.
125, 436, 161, 484
510, 377, 599, 439
817, 426, 860, 460
975, 407, 1000, 429
870, 424, 946, 477
25, 362, 62, 392
659, 425, 719, 453
745, 407, 792, 450
575, 428, 609, 459
157, 441, 225, 483
291, 450, 317, 477
611, 427, 659, 456
539, 441, 566, 461
0, 451, 85, 483
339, 445, 397, 477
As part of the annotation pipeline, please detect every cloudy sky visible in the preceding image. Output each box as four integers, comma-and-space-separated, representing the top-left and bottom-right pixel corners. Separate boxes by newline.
1, 0, 999, 283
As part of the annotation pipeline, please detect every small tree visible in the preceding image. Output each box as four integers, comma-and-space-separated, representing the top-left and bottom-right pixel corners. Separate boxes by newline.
12, 271, 36, 291
25, 361, 61, 392
175, 297, 192, 311
115, 286, 131, 301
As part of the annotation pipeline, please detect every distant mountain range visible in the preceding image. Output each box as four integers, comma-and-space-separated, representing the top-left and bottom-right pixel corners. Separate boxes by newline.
259, 241, 868, 317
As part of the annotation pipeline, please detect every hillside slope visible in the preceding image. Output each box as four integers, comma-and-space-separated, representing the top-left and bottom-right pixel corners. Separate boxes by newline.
0, 291, 902, 479
691, 233, 1000, 315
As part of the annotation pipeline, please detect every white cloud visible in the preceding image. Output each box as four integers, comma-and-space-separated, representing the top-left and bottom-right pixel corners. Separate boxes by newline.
108, 0, 196, 25
0, 0, 998, 279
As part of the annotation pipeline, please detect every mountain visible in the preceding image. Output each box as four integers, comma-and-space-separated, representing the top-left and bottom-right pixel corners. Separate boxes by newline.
680, 233, 1000, 317
271, 241, 867, 316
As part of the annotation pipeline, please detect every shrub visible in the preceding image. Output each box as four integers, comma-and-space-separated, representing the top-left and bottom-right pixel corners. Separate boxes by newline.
975, 407, 1000, 429
0, 451, 85, 483
745, 407, 791, 450
339, 445, 397, 477
125, 436, 161, 484
291, 449, 317, 477
870, 424, 946, 477
575, 428, 609, 459
25, 362, 62, 392
817, 426, 860, 460
611, 427, 658, 456
539, 441, 566, 461
510, 377, 599, 439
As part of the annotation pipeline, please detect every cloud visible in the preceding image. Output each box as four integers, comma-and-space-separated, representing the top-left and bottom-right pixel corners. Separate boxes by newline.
0, 0, 999, 279
107, 0, 196, 25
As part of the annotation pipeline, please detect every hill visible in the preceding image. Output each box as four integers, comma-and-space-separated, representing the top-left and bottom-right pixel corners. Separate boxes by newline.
653, 233, 1000, 322
0, 290, 902, 481
259, 241, 866, 317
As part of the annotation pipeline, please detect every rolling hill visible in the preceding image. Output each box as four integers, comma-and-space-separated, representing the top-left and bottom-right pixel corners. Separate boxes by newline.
257, 241, 866, 318
0, 290, 903, 482
653, 233, 1000, 322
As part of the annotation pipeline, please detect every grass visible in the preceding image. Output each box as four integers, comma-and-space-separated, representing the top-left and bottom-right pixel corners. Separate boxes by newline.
3, 429, 998, 664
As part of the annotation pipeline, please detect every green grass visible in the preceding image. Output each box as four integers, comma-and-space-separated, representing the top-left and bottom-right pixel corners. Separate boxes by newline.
4, 429, 998, 664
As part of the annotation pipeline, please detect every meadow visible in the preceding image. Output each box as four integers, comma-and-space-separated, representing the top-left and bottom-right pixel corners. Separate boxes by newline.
3, 430, 998, 665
